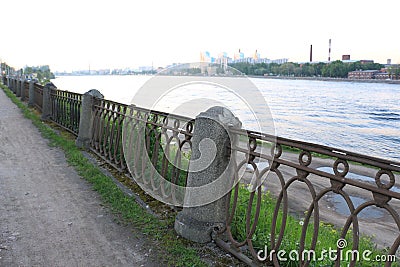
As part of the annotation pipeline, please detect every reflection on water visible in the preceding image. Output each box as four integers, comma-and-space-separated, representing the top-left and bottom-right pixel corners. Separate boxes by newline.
52, 76, 400, 162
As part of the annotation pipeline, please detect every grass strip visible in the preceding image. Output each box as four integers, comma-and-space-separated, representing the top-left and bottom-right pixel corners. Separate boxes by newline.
231, 185, 398, 266
1, 84, 206, 267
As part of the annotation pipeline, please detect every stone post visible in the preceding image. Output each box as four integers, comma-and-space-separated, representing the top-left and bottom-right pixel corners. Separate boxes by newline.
174, 106, 241, 243
41, 82, 57, 121
10, 78, 15, 92
16, 79, 21, 97
76, 89, 104, 149
14, 78, 17, 94
28, 80, 35, 107
20, 79, 25, 100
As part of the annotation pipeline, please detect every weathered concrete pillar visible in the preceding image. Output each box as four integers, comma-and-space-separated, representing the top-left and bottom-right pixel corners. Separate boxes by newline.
20, 79, 25, 100
28, 80, 35, 107
14, 78, 17, 93
10, 78, 14, 92
16, 79, 21, 97
7, 76, 11, 88
174, 106, 241, 243
41, 82, 57, 121
76, 89, 104, 149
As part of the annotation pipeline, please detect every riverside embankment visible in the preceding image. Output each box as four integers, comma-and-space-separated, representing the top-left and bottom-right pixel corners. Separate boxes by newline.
3, 74, 400, 266
0, 88, 158, 266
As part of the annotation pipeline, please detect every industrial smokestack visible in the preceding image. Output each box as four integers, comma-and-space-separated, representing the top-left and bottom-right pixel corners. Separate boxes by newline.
310, 44, 313, 62
328, 39, 332, 62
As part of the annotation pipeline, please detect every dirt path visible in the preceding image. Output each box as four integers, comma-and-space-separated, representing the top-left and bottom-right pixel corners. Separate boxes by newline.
0, 89, 156, 266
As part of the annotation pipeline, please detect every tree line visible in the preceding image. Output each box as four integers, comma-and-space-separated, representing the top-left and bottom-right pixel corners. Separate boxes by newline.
229, 61, 385, 78
1, 63, 55, 84
24, 65, 55, 84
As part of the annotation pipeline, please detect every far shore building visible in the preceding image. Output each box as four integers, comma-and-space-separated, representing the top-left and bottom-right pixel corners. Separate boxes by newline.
348, 70, 389, 80
230, 57, 288, 64
374, 71, 390, 80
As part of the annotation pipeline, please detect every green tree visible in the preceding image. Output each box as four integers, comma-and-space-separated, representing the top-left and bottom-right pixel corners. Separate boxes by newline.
24, 65, 55, 84
298, 63, 314, 77
279, 63, 297, 76
321, 61, 348, 78
388, 65, 400, 79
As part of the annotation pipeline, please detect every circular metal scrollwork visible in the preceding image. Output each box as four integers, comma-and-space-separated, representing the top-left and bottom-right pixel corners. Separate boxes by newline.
375, 169, 395, 190
248, 137, 257, 151
299, 150, 312, 166
247, 137, 257, 163
162, 116, 168, 125
173, 119, 180, 129
333, 159, 349, 177
271, 144, 282, 158
186, 121, 193, 133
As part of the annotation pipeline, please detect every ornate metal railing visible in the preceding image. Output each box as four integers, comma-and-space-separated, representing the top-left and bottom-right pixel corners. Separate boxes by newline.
33, 84, 43, 111
90, 100, 194, 202
123, 106, 194, 205
215, 127, 400, 266
4, 75, 399, 265
23, 81, 29, 99
49, 89, 82, 136
90, 99, 128, 171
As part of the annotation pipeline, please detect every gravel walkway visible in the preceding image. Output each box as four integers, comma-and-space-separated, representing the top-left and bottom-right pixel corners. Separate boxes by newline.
0, 88, 156, 266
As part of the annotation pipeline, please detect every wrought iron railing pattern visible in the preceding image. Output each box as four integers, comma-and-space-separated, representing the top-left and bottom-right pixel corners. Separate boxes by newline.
49, 89, 82, 136
216, 127, 400, 266
89, 99, 194, 204
123, 106, 194, 205
33, 84, 43, 111
90, 99, 128, 171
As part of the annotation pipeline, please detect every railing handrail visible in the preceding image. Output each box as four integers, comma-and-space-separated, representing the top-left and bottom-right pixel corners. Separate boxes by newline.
229, 127, 400, 172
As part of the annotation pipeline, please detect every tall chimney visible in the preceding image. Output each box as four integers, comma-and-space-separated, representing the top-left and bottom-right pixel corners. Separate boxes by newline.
328, 39, 332, 62
310, 44, 313, 62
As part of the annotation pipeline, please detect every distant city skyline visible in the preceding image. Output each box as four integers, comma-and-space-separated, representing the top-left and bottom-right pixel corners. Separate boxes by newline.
1, 0, 399, 72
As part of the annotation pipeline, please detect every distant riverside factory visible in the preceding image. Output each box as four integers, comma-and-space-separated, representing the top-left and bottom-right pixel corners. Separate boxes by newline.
200, 50, 289, 65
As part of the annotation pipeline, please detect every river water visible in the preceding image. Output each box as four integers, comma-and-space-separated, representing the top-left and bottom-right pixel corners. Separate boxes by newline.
51, 75, 400, 162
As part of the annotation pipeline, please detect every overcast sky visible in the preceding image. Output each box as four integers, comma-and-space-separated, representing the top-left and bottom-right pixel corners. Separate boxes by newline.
1, 0, 399, 71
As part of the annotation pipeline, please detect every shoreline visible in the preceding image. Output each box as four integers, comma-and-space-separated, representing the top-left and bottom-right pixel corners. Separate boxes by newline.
54, 74, 400, 85
249, 75, 400, 84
